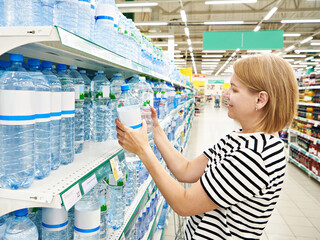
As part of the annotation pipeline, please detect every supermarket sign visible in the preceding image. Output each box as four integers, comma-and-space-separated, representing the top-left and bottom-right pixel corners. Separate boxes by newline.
208, 80, 224, 84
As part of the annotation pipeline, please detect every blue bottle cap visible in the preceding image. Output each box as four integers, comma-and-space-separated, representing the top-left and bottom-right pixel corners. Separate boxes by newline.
0, 60, 10, 68
114, 73, 122, 77
15, 208, 28, 216
121, 84, 129, 91
10, 54, 23, 62
28, 58, 40, 66
42, 61, 52, 68
56, 64, 67, 70
98, 70, 104, 74
69, 65, 77, 70
79, 70, 86, 74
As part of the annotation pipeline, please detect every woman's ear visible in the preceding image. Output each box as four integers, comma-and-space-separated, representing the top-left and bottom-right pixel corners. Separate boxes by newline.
256, 91, 269, 111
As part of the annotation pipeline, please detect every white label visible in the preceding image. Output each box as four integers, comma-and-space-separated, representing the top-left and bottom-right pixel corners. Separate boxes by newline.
35, 91, 51, 123
117, 105, 142, 129
96, 3, 115, 20
110, 156, 124, 181
75, 85, 84, 100
74, 208, 100, 231
42, 208, 68, 232
0, 90, 35, 125
102, 86, 109, 99
82, 174, 98, 195
51, 92, 62, 120
61, 184, 82, 211
61, 92, 75, 118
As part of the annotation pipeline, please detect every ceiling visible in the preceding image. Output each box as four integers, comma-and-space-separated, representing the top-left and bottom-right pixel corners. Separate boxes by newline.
116, 0, 320, 76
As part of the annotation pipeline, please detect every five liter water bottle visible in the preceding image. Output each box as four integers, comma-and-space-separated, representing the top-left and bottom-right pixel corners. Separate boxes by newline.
54, 0, 79, 33
0, 216, 7, 238
0, 54, 35, 189
77, 0, 92, 40
42, 207, 68, 239
4, 209, 38, 240
80, 70, 92, 141
5, 0, 33, 26
56, 64, 75, 165
33, 0, 55, 26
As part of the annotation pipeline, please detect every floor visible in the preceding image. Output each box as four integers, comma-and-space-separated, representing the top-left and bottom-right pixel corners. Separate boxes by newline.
163, 102, 320, 240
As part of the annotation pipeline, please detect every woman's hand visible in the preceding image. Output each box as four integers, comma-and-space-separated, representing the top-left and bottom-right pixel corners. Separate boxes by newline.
150, 107, 160, 128
116, 118, 150, 156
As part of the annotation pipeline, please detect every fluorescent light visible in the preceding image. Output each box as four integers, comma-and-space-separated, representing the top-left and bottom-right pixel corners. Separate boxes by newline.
184, 27, 190, 37
305, 56, 314, 61
117, 2, 158, 7
294, 61, 301, 64
285, 59, 294, 62
202, 62, 219, 65
247, 50, 272, 53
202, 59, 220, 62
189, 47, 193, 52
283, 33, 301, 37
154, 43, 178, 47
135, 22, 168, 26
146, 34, 174, 38
190, 52, 194, 58
204, 21, 244, 25
299, 62, 318, 65
174, 55, 184, 58
203, 50, 226, 53
311, 43, 320, 46
275, 52, 282, 56
285, 45, 295, 52
236, 48, 240, 52
174, 50, 181, 53
254, 25, 261, 32
205, 0, 257, 4
180, 10, 187, 23
174, 59, 186, 62
300, 36, 313, 44
295, 50, 320, 53
307, 66, 314, 69
202, 55, 223, 58
291, 65, 308, 67
281, 19, 320, 24
283, 54, 306, 58
232, 52, 236, 57
187, 39, 192, 46
264, 7, 278, 20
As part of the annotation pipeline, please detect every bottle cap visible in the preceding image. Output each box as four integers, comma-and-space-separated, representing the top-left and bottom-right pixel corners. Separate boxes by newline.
10, 54, 23, 62
69, 66, 77, 70
28, 58, 40, 66
121, 84, 129, 91
0, 60, 10, 68
15, 208, 28, 216
98, 70, 104, 74
114, 73, 122, 77
79, 70, 86, 74
41, 61, 52, 68
56, 64, 67, 70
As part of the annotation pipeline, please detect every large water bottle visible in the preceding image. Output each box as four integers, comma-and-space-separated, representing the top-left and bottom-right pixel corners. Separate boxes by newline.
28, 59, 51, 180
74, 189, 100, 240
0, 61, 10, 78
0, 0, 5, 27
28, 207, 42, 240
33, 0, 54, 26
42, 207, 68, 239
54, 0, 78, 33
90, 0, 96, 41
4, 209, 38, 239
0, 54, 35, 189
94, 0, 116, 50
0, 216, 7, 238
97, 180, 108, 239
77, 0, 91, 39
91, 71, 110, 142
42, 61, 62, 171
80, 70, 92, 141
69, 66, 84, 154
112, 8, 120, 54
5, 0, 33, 26
56, 64, 75, 165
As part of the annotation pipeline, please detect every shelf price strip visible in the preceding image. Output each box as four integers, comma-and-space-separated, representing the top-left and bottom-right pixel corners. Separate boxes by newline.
289, 129, 320, 144
61, 183, 82, 211
81, 174, 98, 195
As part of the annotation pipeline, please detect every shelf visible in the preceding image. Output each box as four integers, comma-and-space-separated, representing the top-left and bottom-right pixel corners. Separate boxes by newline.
0, 140, 124, 216
288, 156, 320, 183
298, 102, 320, 107
0, 26, 191, 89
289, 129, 320, 144
295, 116, 320, 126
143, 198, 165, 240
288, 143, 320, 163
299, 86, 320, 90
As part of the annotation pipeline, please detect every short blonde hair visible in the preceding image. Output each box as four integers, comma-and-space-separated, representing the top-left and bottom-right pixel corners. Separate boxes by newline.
233, 53, 298, 133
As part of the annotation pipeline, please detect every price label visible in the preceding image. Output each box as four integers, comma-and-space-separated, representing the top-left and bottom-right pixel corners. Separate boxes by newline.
110, 156, 124, 181
61, 184, 82, 211
82, 174, 98, 195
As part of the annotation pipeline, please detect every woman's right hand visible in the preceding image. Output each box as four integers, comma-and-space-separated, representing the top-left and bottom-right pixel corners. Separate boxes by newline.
150, 107, 160, 128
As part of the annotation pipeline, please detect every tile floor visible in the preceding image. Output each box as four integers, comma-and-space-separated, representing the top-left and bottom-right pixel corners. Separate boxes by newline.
163, 103, 320, 240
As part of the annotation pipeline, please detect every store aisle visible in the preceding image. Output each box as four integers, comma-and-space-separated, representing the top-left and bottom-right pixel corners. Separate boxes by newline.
164, 103, 320, 240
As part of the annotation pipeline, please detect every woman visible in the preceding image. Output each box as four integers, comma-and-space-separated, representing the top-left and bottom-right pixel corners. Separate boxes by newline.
116, 53, 298, 239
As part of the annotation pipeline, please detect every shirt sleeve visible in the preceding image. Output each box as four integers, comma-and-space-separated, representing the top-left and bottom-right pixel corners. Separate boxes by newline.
200, 148, 270, 209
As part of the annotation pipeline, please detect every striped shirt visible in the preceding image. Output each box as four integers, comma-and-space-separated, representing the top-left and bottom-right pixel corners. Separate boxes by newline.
184, 131, 286, 240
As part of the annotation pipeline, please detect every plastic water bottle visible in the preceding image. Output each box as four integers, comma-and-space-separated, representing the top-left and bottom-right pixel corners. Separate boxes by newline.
0, 61, 10, 78
28, 208, 42, 240
42, 207, 68, 239
80, 70, 92, 141
74, 189, 100, 240
42, 61, 62, 171
97, 180, 108, 239
90, 0, 96, 41
28, 59, 51, 180
4, 209, 38, 240
124, 160, 137, 206
67, 207, 74, 240
0, 216, 7, 238
56, 64, 75, 165
91, 71, 110, 142
69, 66, 84, 154
54, 0, 78, 33
157, 201, 168, 229
0, 54, 35, 189
33, 0, 54, 26
77, 0, 91, 39
107, 174, 125, 229
0, 0, 5, 27
5, 0, 33, 26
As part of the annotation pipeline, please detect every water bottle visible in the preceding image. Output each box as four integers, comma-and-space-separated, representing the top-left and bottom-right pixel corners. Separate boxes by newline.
69, 66, 84, 154
0, 54, 35, 189
90, 0, 96, 41
28, 59, 51, 180
0, 216, 7, 238
77, 0, 91, 39
28, 208, 42, 240
42, 207, 68, 239
74, 189, 100, 240
56, 64, 75, 165
42, 61, 62, 171
0, 61, 10, 78
107, 174, 125, 229
33, 0, 54, 26
112, 8, 120, 54
157, 201, 168, 229
97, 180, 108, 239
67, 207, 74, 240
0, 0, 5, 27
4, 209, 38, 239
124, 160, 137, 206
5, 0, 33, 26
91, 71, 110, 142
54, 0, 78, 33
79, 70, 92, 141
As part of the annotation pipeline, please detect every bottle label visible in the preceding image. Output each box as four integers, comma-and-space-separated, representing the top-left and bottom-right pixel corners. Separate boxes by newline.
35, 91, 51, 123
42, 220, 68, 232
74, 209, 100, 233
96, 3, 115, 22
75, 85, 84, 100
0, 90, 35, 125
51, 92, 62, 120
117, 105, 142, 129
61, 92, 75, 118
95, 86, 109, 99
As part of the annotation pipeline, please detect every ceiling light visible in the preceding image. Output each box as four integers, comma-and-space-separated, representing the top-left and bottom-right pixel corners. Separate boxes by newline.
174, 50, 181, 53
187, 39, 192, 46
117, 2, 158, 7
253, 25, 261, 32
189, 47, 193, 52
300, 36, 313, 44
307, 66, 314, 69
135, 22, 168, 26
146, 34, 174, 38
203, 50, 226, 53
285, 45, 295, 52
184, 27, 190, 37
311, 43, 320, 46
275, 52, 282, 56
232, 52, 236, 57
202, 55, 223, 58
180, 10, 187, 23
236, 48, 240, 52
174, 59, 186, 62
190, 52, 194, 58
295, 50, 320, 53
283, 33, 301, 37
305, 56, 314, 61
204, 21, 244, 25
264, 7, 278, 20
294, 61, 301, 64
205, 0, 257, 4
291, 65, 307, 67
299, 62, 318, 65
202, 62, 219, 65
247, 50, 272, 53
154, 43, 178, 47
174, 55, 184, 58
281, 19, 320, 24
283, 54, 306, 58
285, 59, 294, 62
202, 59, 220, 62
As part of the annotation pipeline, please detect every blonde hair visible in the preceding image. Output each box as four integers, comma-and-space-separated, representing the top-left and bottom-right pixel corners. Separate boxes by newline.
233, 53, 298, 133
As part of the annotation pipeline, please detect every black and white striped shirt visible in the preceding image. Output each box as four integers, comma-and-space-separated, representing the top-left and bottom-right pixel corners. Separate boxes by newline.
184, 131, 286, 240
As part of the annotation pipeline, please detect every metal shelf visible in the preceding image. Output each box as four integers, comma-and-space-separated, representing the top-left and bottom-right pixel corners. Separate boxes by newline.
289, 129, 320, 144
288, 143, 320, 163
295, 116, 320, 126
298, 102, 320, 107
288, 156, 320, 183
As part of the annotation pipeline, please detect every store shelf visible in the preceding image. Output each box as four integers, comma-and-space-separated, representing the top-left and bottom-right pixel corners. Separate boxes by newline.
288, 143, 320, 163
143, 198, 165, 240
0, 140, 124, 216
295, 116, 320, 126
299, 86, 320, 90
288, 156, 320, 183
289, 129, 320, 144
298, 102, 320, 107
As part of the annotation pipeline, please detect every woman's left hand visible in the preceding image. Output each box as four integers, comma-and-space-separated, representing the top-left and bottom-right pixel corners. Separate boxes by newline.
115, 118, 150, 156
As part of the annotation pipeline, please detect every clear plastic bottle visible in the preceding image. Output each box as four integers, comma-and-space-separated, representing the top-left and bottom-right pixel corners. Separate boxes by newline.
79, 70, 92, 141
157, 201, 168, 229
33, 0, 54, 26
53, 0, 78, 34
42, 207, 68, 239
67, 207, 74, 240
77, 0, 91, 39
91, 71, 110, 142
97, 180, 108, 239
56, 64, 75, 165
4, 209, 38, 240
28, 59, 51, 180
90, 0, 96, 41
69, 66, 84, 154
124, 160, 137, 206
0, 54, 35, 189
0, 61, 10, 78
0, 0, 5, 27
0, 216, 7, 238
28, 207, 42, 240
74, 189, 100, 240
5, 0, 33, 26
42, 61, 62, 171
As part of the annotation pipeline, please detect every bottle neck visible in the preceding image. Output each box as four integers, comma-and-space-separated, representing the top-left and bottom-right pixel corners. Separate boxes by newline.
9, 61, 24, 71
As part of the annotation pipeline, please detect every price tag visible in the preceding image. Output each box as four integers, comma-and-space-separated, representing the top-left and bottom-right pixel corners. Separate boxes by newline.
110, 156, 124, 181
61, 184, 82, 211
82, 174, 98, 195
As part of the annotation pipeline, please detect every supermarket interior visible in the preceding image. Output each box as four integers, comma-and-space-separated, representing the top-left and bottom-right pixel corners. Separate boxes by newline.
0, 0, 320, 239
